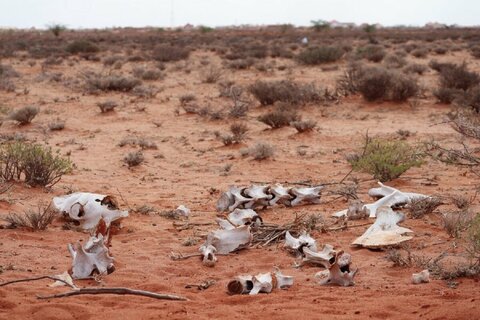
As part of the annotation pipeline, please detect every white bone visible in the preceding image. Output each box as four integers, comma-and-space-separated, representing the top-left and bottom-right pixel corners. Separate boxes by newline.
250, 272, 273, 295
315, 251, 357, 286
227, 275, 254, 294
227, 209, 261, 227
412, 270, 430, 284
289, 186, 323, 206
273, 267, 294, 289
268, 184, 293, 206
216, 190, 234, 212
243, 185, 272, 209
352, 206, 413, 248
49, 271, 77, 288
53, 192, 128, 230
334, 191, 406, 218
284, 231, 317, 256
302, 245, 336, 268
198, 244, 217, 267
228, 186, 251, 211
345, 200, 369, 220
368, 182, 428, 201
174, 205, 190, 217
215, 218, 235, 230
206, 225, 252, 254
68, 234, 114, 279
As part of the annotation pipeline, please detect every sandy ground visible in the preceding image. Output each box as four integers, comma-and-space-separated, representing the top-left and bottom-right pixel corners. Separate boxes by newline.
1, 46, 480, 320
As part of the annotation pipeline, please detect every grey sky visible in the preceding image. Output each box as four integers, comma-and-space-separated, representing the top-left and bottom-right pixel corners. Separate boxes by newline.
1, 0, 478, 29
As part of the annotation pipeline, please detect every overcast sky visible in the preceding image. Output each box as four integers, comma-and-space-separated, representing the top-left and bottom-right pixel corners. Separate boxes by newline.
1, 0, 478, 29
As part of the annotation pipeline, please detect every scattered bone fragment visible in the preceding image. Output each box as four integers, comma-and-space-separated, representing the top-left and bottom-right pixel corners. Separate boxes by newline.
302, 245, 336, 268
284, 231, 317, 256
198, 244, 217, 267
250, 272, 273, 295
207, 225, 252, 254
412, 270, 430, 284
49, 271, 77, 288
368, 182, 428, 201
174, 205, 190, 218
53, 192, 128, 230
273, 267, 294, 289
352, 206, 413, 248
268, 184, 293, 206
227, 269, 293, 295
227, 209, 262, 227
289, 186, 323, 206
315, 251, 357, 286
243, 185, 272, 209
68, 234, 114, 279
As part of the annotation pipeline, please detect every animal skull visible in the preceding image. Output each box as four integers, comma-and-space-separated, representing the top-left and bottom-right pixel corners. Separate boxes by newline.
53, 192, 128, 230
315, 251, 357, 286
352, 206, 413, 248
68, 234, 114, 279
284, 231, 317, 256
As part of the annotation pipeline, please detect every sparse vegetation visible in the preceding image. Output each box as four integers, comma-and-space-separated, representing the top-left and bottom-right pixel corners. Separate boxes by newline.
297, 46, 343, 65
152, 45, 190, 62
242, 142, 274, 160
8, 106, 39, 125
258, 109, 299, 129
291, 119, 317, 133
124, 151, 144, 167
48, 119, 65, 131
86, 74, 141, 92
66, 40, 99, 54
97, 100, 118, 113
5, 203, 56, 231
249, 80, 322, 106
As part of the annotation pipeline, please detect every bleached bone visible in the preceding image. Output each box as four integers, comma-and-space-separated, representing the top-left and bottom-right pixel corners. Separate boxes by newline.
68, 234, 114, 279
243, 185, 272, 209
206, 225, 252, 254
334, 191, 408, 218
345, 200, 369, 220
284, 231, 317, 256
174, 205, 190, 218
250, 272, 273, 295
227, 275, 254, 294
53, 192, 128, 230
289, 186, 323, 206
315, 250, 357, 287
368, 182, 428, 201
268, 184, 293, 206
228, 209, 262, 227
49, 271, 77, 288
217, 189, 234, 212
226, 186, 251, 212
352, 206, 413, 248
215, 218, 235, 230
412, 270, 430, 284
273, 267, 294, 289
302, 244, 336, 268
198, 244, 217, 267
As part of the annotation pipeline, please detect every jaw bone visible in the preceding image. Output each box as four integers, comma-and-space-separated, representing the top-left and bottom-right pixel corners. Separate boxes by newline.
289, 186, 323, 206
53, 192, 128, 230
68, 234, 114, 279
352, 206, 413, 248
284, 231, 317, 257
315, 250, 358, 286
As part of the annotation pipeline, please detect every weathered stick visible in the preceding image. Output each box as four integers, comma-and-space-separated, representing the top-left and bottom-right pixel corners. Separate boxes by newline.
0, 275, 75, 289
37, 287, 187, 301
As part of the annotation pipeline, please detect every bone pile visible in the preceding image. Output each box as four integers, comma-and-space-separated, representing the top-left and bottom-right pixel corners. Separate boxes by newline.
284, 232, 358, 286
227, 268, 294, 295
217, 184, 323, 212
333, 182, 429, 218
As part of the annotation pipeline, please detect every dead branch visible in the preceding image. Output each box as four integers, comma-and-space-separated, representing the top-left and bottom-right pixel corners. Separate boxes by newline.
0, 275, 75, 289
36, 287, 187, 301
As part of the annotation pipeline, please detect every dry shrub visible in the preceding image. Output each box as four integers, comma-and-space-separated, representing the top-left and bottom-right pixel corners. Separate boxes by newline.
407, 197, 443, 219
246, 142, 275, 160
230, 123, 248, 142
438, 63, 479, 91
8, 106, 39, 125
297, 46, 343, 65
201, 66, 222, 83
103, 55, 123, 66
97, 100, 118, 113
404, 63, 428, 75
124, 151, 144, 167
66, 40, 99, 54
86, 74, 141, 92
5, 203, 56, 231
291, 119, 317, 132
411, 48, 429, 58
442, 210, 475, 238
152, 45, 190, 62
384, 54, 407, 69
227, 58, 254, 70
119, 136, 157, 150
48, 119, 65, 131
179, 93, 196, 106
258, 109, 299, 128
357, 45, 386, 62
249, 80, 322, 106
132, 67, 163, 81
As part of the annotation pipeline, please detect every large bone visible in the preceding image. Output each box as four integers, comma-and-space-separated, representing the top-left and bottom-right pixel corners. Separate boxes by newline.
268, 184, 293, 206
215, 218, 235, 230
206, 225, 252, 254
243, 185, 272, 209
315, 251, 357, 287
284, 231, 317, 256
352, 206, 413, 248
273, 267, 294, 289
369, 182, 428, 201
289, 186, 323, 206
53, 192, 128, 230
227, 209, 262, 227
68, 234, 114, 279
198, 244, 217, 267
250, 272, 273, 295
302, 245, 336, 268
227, 275, 254, 294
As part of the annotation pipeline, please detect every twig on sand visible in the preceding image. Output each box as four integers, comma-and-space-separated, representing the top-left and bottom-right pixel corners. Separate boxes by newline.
170, 251, 229, 261
36, 287, 187, 301
0, 275, 75, 289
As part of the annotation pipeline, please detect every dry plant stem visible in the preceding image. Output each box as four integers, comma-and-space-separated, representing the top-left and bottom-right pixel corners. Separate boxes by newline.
170, 252, 229, 261
327, 222, 372, 232
37, 287, 187, 301
0, 275, 75, 289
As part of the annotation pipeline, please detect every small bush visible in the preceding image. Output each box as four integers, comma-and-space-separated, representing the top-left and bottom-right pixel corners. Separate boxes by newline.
132, 67, 163, 81
442, 210, 474, 238
404, 63, 428, 75
407, 197, 443, 219
291, 119, 317, 132
227, 58, 254, 70
66, 40, 99, 54
389, 73, 420, 102
48, 119, 65, 131
8, 106, 39, 125
124, 151, 144, 167
201, 66, 222, 83
297, 46, 343, 65
230, 123, 248, 142
179, 93, 196, 106
258, 109, 299, 128
103, 55, 123, 66
470, 46, 480, 59
384, 54, 407, 69
357, 45, 386, 62
97, 100, 118, 112
0, 142, 72, 187
5, 203, 56, 231
433, 87, 462, 104
243, 142, 274, 160
438, 63, 479, 91
249, 80, 321, 106
466, 214, 480, 260
86, 74, 141, 92
347, 137, 424, 182
152, 45, 190, 62
411, 48, 429, 58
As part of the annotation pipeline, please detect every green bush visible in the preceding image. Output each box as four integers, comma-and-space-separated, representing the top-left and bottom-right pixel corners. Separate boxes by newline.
297, 46, 343, 65
0, 142, 72, 187
347, 137, 424, 182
